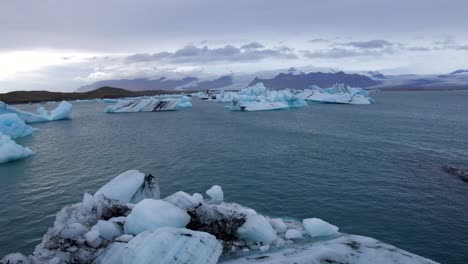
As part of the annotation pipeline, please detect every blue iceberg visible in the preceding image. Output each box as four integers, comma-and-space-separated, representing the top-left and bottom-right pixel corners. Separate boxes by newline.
0, 101, 72, 123
211, 84, 307, 111
0, 132, 34, 163
0, 113, 37, 139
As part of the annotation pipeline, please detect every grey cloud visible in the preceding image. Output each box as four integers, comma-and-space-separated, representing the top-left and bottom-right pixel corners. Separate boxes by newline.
341, 40, 394, 49
125, 44, 297, 64
407, 47, 432, 52
241, 42, 265, 49
308, 38, 328, 43
301, 46, 398, 59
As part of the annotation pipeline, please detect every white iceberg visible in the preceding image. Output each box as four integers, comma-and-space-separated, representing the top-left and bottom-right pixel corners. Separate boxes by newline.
298, 84, 374, 105
124, 199, 190, 235
105, 97, 182, 113
224, 84, 307, 111
0, 113, 37, 139
0, 101, 72, 123
0, 170, 438, 264
94, 227, 223, 264
94, 170, 160, 203
0, 132, 34, 163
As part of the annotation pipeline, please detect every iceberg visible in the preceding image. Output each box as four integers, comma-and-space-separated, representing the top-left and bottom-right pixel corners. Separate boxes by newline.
94, 170, 160, 203
0, 113, 37, 139
0, 132, 34, 163
297, 84, 374, 105
1, 169, 438, 264
177, 96, 193, 108
105, 97, 183, 113
0, 101, 72, 123
219, 84, 307, 111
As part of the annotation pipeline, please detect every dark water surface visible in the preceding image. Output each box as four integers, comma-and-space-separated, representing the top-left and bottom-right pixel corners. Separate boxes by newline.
0, 91, 467, 263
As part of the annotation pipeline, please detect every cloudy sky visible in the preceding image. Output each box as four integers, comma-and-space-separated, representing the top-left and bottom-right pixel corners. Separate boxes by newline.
1, 0, 468, 92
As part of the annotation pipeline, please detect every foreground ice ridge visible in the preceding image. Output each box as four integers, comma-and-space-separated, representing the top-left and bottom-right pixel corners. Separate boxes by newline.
105, 96, 191, 113
0, 101, 72, 123
1, 170, 437, 264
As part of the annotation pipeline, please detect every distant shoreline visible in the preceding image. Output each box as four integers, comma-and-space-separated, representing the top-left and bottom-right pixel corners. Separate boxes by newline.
1, 86, 467, 104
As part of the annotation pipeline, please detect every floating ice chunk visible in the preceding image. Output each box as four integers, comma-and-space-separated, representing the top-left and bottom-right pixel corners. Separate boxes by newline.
164, 191, 204, 209
124, 199, 190, 235
298, 83, 374, 105
206, 185, 224, 204
95, 170, 160, 203
59, 223, 88, 239
0, 101, 72, 123
84, 230, 102, 248
237, 214, 277, 244
285, 229, 303, 240
177, 96, 193, 108
0, 132, 34, 163
0, 113, 37, 139
48, 101, 72, 120
302, 218, 339, 238
270, 218, 288, 233
92, 220, 122, 240
230, 101, 290, 111
105, 97, 181, 113
115, 234, 134, 243
94, 228, 223, 264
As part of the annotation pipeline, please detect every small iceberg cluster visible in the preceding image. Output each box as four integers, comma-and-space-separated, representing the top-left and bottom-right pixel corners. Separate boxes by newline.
297, 84, 374, 105
0, 101, 72, 123
1, 170, 437, 264
105, 96, 191, 113
0, 101, 72, 163
196, 83, 374, 111
214, 84, 307, 111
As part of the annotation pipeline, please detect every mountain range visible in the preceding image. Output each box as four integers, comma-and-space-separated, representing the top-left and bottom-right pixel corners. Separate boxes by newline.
77, 67, 468, 92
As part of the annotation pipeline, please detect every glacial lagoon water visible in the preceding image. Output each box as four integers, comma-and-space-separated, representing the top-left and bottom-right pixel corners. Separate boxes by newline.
0, 91, 467, 263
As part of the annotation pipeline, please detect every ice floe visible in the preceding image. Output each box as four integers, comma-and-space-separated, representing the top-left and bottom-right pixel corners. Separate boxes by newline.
0, 101, 72, 123
1, 170, 438, 264
0, 132, 34, 163
0, 113, 37, 139
105, 97, 188, 113
297, 84, 374, 104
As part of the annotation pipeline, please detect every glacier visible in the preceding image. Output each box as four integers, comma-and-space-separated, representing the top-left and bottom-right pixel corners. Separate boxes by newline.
1, 170, 438, 264
0, 132, 34, 163
297, 84, 374, 104
0, 101, 72, 123
105, 97, 189, 113
0, 113, 37, 139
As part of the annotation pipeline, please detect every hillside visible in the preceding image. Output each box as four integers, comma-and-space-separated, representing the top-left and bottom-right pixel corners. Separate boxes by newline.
0, 87, 184, 104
